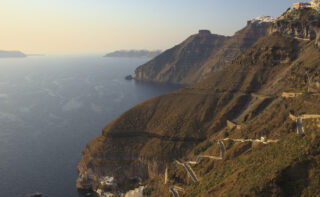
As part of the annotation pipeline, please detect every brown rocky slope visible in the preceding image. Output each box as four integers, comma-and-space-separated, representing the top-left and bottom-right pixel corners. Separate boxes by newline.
77, 8, 320, 196
135, 19, 272, 85
135, 30, 230, 84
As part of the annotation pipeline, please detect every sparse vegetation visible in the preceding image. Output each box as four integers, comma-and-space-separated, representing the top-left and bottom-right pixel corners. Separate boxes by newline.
223, 131, 229, 138
78, 7, 320, 197
194, 141, 213, 155
186, 133, 320, 197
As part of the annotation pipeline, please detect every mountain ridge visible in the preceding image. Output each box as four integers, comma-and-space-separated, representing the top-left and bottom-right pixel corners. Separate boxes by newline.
135, 17, 273, 85
77, 7, 320, 196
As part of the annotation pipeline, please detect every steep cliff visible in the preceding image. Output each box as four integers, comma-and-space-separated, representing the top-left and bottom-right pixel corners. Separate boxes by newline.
78, 31, 320, 192
135, 18, 273, 85
271, 7, 320, 47
77, 8, 320, 196
144, 35, 320, 197
135, 30, 229, 84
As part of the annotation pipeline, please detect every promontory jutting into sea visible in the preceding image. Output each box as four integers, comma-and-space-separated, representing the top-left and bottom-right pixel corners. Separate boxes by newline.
1, 0, 320, 197
77, 1, 320, 196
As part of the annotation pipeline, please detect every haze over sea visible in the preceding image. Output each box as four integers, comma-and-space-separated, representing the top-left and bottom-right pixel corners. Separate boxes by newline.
0, 56, 182, 197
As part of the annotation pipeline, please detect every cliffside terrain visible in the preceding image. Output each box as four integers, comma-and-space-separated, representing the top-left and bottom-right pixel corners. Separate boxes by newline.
135, 17, 273, 85
271, 7, 320, 47
135, 30, 229, 84
77, 8, 320, 196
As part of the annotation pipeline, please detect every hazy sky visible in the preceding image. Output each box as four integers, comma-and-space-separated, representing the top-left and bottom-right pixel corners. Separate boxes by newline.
0, 0, 298, 54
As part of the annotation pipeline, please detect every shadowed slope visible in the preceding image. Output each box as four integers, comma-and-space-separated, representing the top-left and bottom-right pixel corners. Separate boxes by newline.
77, 31, 320, 192
135, 21, 271, 85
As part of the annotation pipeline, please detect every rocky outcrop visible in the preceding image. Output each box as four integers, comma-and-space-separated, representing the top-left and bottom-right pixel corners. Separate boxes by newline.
270, 8, 320, 47
310, 0, 320, 12
196, 20, 272, 82
125, 75, 133, 80
124, 186, 144, 197
135, 30, 230, 84
135, 18, 272, 85
135, 10, 319, 85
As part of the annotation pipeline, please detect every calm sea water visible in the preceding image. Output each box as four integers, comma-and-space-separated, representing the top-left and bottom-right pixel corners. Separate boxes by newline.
0, 56, 182, 197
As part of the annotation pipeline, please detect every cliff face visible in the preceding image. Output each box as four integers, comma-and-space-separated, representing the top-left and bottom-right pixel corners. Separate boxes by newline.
135, 31, 229, 84
146, 33, 320, 197
78, 9, 320, 196
135, 20, 271, 85
271, 8, 320, 47
77, 30, 320, 193
198, 20, 272, 81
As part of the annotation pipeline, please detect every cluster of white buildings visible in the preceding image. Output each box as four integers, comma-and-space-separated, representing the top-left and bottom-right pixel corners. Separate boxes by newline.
96, 189, 114, 197
94, 176, 116, 197
249, 16, 276, 24
95, 176, 145, 197
96, 186, 145, 197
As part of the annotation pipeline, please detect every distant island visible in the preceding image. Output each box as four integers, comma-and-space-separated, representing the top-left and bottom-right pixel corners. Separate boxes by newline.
0, 50, 26, 58
104, 50, 161, 58
26, 54, 46, 57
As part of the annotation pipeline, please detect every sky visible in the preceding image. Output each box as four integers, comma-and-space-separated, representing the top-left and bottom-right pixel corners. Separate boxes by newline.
0, 0, 299, 54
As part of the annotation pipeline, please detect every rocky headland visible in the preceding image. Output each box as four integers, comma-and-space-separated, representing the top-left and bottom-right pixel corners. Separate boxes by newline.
134, 17, 274, 85
77, 6, 320, 197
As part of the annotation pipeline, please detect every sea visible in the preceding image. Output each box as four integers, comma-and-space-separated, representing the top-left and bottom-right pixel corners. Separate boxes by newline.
0, 55, 182, 197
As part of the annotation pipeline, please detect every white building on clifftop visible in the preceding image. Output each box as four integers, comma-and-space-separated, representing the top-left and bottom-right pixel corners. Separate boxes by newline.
293, 0, 320, 11
248, 16, 276, 25
253, 16, 276, 23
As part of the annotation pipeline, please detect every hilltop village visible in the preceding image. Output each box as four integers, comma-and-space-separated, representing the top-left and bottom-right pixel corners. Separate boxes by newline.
293, 0, 320, 10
